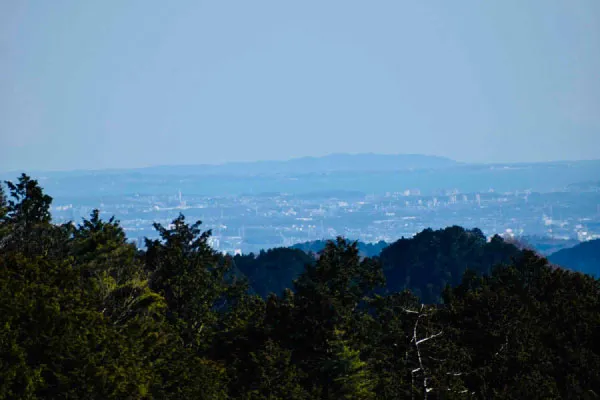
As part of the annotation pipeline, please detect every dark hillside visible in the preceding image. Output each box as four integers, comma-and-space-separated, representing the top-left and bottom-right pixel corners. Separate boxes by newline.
380, 226, 523, 303
233, 247, 315, 297
549, 239, 600, 277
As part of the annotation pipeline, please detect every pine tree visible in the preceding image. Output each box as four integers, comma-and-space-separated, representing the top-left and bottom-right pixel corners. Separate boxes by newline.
321, 328, 375, 399
144, 214, 247, 349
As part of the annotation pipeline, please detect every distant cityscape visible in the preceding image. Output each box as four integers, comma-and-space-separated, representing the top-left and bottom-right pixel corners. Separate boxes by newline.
49, 183, 600, 255
7, 155, 599, 256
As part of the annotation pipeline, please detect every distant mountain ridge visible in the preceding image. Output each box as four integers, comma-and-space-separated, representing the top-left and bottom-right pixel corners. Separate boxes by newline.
137, 153, 460, 176
4, 155, 599, 200
6, 154, 600, 179
548, 239, 600, 277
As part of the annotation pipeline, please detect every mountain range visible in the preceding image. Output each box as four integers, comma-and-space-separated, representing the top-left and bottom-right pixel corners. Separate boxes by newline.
109, 153, 461, 176
5, 153, 600, 198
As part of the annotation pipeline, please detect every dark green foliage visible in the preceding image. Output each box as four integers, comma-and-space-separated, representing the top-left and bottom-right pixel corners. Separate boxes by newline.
4, 174, 52, 226
0, 176, 226, 399
233, 339, 312, 400
359, 291, 421, 399
440, 250, 600, 398
1, 174, 72, 258
0, 253, 152, 398
291, 238, 384, 352
233, 247, 314, 297
1, 175, 599, 399
320, 329, 375, 399
380, 226, 523, 303
144, 214, 247, 349
287, 238, 383, 398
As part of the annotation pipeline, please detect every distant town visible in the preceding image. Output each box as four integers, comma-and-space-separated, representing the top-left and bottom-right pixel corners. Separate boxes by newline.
46, 184, 598, 255
20, 155, 597, 256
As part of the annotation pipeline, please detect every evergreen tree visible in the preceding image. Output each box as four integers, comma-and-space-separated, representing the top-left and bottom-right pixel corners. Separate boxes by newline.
1, 174, 71, 258
290, 238, 384, 394
321, 328, 375, 399
144, 214, 247, 349
239, 339, 311, 400
4, 174, 52, 226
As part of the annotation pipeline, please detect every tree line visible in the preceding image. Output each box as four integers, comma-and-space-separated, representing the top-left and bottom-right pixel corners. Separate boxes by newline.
1, 174, 599, 399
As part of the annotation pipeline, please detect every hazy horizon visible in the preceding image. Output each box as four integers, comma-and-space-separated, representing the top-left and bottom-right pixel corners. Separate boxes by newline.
2, 1, 599, 171
3, 152, 600, 176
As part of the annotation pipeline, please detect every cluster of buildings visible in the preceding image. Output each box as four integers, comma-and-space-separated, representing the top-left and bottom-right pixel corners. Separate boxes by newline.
51, 185, 600, 255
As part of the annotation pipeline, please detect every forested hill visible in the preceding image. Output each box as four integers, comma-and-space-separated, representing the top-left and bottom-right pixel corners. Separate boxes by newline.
233, 241, 387, 298
380, 227, 524, 303
233, 248, 315, 298
240, 230, 523, 303
2, 174, 600, 399
549, 239, 600, 277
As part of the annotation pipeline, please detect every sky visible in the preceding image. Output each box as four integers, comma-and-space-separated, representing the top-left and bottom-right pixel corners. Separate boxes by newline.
1, 1, 599, 172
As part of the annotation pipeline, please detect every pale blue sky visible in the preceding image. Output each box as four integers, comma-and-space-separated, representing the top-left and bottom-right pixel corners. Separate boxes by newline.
1, 1, 599, 171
